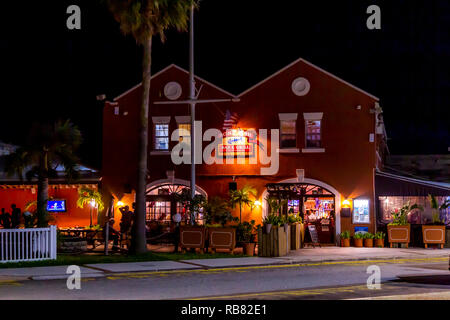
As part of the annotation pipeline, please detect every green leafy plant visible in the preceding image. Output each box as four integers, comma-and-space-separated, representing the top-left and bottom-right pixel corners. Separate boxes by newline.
374, 232, 385, 240
340, 231, 351, 239
287, 214, 302, 224
428, 195, 449, 225
236, 220, 256, 243
263, 214, 283, 227
265, 197, 287, 215
174, 188, 206, 225
229, 185, 258, 222
353, 233, 364, 240
389, 202, 423, 226
363, 232, 374, 239
202, 197, 236, 227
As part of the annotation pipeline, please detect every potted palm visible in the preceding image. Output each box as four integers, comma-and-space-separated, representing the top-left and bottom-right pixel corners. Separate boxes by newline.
353, 233, 364, 247
374, 232, 385, 248
340, 231, 351, 247
236, 220, 257, 256
388, 202, 422, 248
364, 233, 374, 247
422, 195, 449, 249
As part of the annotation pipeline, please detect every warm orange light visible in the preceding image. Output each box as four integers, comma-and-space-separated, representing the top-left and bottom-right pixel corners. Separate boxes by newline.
117, 201, 125, 207
254, 200, 262, 207
342, 199, 351, 208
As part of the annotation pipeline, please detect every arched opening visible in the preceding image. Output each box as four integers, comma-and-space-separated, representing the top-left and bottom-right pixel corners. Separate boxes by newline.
145, 179, 207, 224
262, 178, 341, 243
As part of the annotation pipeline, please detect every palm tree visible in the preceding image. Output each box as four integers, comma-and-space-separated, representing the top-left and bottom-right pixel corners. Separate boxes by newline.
105, 0, 198, 254
229, 185, 257, 223
5, 120, 82, 227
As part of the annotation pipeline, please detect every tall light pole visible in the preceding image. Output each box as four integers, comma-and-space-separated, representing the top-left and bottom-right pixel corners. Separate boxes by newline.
154, 6, 239, 225
189, 5, 196, 215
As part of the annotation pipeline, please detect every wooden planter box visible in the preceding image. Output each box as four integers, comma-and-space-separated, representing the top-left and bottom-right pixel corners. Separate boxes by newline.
375, 239, 384, 248
179, 226, 206, 253
364, 239, 374, 248
290, 223, 302, 250
422, 225, 446, 249
388, 225, 410, 248
354, 239, 363, 247
207, 227, 236, 253
258, 225, 290, 257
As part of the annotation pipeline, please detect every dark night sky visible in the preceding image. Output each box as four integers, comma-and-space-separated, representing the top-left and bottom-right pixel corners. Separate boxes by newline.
0, 0, 449, 169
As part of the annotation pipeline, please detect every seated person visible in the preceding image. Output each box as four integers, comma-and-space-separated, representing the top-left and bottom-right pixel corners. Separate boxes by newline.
0, 208, 11, 229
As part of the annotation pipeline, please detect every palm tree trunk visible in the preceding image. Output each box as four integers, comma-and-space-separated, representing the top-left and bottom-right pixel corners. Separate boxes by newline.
36, 152, 49, 227
133, 36, 152, 255
239, 203, 242, 223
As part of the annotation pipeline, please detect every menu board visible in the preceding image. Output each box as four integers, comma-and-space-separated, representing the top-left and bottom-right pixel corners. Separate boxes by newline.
308, 225, 320, 245
353, 199, 370, 224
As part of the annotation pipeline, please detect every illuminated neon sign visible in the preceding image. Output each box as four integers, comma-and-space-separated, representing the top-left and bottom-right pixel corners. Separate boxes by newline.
218, 129, 257, 157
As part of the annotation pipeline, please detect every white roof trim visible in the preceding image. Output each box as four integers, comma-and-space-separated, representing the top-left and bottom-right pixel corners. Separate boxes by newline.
237, 57, 379, 101
113, 64, 237, 101
376, 171, 450, 191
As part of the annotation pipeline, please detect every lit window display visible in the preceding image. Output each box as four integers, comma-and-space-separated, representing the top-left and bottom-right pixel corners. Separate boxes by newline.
353, 199, 370, 224
379, 196, 450, 225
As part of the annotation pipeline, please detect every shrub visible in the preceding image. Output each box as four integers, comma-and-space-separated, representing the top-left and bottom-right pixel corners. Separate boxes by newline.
353, 233, 364, 240
374, 232, 385, 240
363, 233, 374, 239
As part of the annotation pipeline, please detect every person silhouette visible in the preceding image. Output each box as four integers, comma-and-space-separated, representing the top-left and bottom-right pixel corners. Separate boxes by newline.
11, 204, 21, 228
0, 208, 11, 229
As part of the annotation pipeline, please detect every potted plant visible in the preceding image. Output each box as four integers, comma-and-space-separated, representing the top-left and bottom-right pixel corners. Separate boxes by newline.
288, 214, 303, 250
203, 197, 238, 253
340, 230, 351, 247
388, 202, 422, 248
422, 195, 449, 249
262, 214, 279, 234
364, 233, 374, 247
353, 233, 364, 247
236, 220, 257, 256
374, 232, 385, 248
175, 189, 207, 253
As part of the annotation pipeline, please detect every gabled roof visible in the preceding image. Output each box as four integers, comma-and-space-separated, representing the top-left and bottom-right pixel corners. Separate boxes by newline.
114, 64, 237, 101
237, 57, 379, 100
113, 57, 380, 102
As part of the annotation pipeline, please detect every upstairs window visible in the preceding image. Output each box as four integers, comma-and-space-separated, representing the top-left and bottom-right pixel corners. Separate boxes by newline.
279, 113, 298, 149
154, 124, 169, 151
178, 123, 191, 147
305, 120, 322, 148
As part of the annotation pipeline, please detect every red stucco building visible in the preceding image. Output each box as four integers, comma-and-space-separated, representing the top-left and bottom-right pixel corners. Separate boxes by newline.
102, 57, 391, 243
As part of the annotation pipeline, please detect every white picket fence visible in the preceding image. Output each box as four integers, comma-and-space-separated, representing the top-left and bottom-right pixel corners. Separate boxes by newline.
0, 226, 57, 263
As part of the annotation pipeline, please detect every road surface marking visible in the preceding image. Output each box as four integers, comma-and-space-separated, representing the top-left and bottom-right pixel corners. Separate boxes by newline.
102, 257, 447, 280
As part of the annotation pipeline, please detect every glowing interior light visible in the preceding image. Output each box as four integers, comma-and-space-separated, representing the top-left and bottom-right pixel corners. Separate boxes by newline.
117, 201, 125, 207
342, 199, 351, 208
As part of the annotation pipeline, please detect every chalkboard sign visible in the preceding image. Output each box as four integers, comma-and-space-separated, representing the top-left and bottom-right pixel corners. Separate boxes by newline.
308, 225, 320, 247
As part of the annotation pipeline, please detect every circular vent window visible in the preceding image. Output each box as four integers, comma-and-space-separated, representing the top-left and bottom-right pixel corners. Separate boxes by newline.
291, 77, 310, 96
164, 82, 182, 100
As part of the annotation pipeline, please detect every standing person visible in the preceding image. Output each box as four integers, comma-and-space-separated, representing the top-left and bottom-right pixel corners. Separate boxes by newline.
11, 204, 21, 228
119, 206, 133, 234
0, 208, 11, 229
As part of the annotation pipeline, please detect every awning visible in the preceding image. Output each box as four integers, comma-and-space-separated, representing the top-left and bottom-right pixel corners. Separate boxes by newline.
375, 171, 450, 197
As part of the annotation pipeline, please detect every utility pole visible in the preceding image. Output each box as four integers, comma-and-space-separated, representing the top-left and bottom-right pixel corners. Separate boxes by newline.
189, 5, 196, 225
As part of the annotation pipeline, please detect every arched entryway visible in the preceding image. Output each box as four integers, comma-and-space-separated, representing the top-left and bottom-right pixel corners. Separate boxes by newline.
262, 178, 341, 243
145, 179, 207, 224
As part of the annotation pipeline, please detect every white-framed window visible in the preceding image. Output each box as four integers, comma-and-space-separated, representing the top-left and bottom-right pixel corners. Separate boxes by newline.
152, 117, 170, 151
303, 113, 324, 151
279, 113, 298, 149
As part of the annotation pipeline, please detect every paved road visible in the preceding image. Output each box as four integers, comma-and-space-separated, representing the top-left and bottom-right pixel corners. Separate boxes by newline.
0, 258, 449, 300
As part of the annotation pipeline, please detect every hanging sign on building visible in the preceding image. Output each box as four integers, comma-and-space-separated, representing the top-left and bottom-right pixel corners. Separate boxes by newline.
218, 129, 257, 158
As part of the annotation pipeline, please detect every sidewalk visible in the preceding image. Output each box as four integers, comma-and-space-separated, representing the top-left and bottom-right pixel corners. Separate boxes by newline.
1, 247, 448, 281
